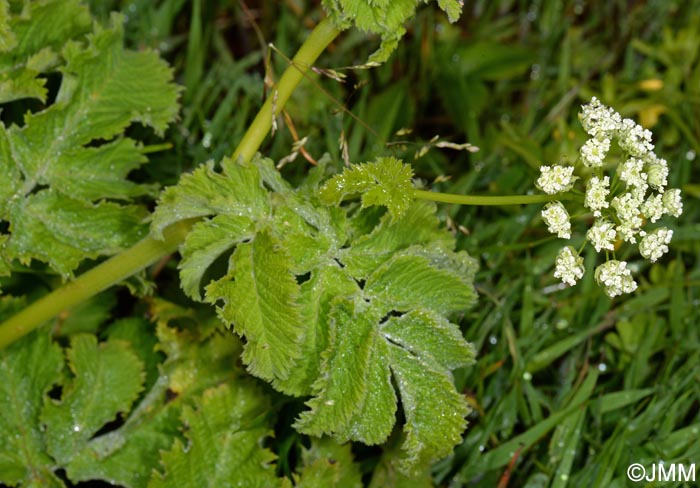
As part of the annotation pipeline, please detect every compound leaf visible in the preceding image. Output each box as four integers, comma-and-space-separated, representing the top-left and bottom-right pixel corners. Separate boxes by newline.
43, 334, 145, 466
148, 383, 280, 488
1, 12, 179, 277
0, 330, 64, 488
66, 319, 243, 488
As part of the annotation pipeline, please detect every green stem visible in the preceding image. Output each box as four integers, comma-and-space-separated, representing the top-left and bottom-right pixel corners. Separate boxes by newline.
413, 189, 572, 205
232, 18, 340, 164
0, 220, 194, 350
0, 18, 341, 350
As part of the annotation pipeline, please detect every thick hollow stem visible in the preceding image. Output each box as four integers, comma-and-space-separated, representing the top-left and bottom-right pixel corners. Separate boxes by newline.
413, 189, 572, 206
0, 220, 194, 350
0, 19, 341, 350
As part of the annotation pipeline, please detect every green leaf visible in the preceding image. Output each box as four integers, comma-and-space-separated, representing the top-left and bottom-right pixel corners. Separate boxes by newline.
148, 383, 281, 488
368, 446, 434, 488
365, 251, 477, 316
6, 190, 149, 277
275, 264, 359, 396
296, 295, 473, 473
389, 345, 469, 475
381, 309, 476, 370
106, 317, 163, 391
0, 330, 64, 487
295, 438, 363, 488
1, 12, 179, 277
178, 214, 256, 300
0, 0, 91, 103
0, 0, 16, 53
206, 230, 305, 389
294, 298, 397, 445
319, 157, 415, 220
152, 156, 270, 239
321, 0, 463, 63
340, 200, 455, 278
43, 334, 144, 466
66, 321, 242, 488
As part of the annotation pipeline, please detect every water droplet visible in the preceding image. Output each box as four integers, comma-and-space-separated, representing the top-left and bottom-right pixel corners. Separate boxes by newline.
488, 335, 498, 345
597, 363, 608, 372
73, 425, 81, 432
686, 150, 696, 161
202, 132, 213, 149
478, 445, 485, 452
523, 371, 532, 381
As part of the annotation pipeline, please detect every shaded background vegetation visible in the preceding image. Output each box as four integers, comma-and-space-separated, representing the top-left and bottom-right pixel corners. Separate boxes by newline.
71, 0, 700, 485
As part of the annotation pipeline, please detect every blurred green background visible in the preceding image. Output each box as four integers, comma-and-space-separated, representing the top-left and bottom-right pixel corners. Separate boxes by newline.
85, 1, 700, 486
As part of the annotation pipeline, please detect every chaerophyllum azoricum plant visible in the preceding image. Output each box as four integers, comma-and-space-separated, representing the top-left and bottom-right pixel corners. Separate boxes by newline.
0, 0, 685, 486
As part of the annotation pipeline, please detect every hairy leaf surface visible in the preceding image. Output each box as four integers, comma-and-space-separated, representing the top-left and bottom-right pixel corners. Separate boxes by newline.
321, 0, 463, 63
294, 438, 363, 488
206, 230, 305, 388
319, 157, 414, 220
295, 295, 474, 474
0, 0, 91, 103
0, 331, 64, 487
0, 12, 179, 277
156, 155, 477, 474
148, 383, 281, 488
43, 335, 145, 466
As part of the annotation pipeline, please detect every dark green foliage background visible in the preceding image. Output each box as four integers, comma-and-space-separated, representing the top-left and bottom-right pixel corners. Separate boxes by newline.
4, 0, 700, 486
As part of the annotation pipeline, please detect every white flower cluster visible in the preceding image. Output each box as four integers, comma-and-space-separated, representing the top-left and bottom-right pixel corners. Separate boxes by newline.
554, 247, 585, 286
537, 97, 683, 297
536, 165, 577, 194
595, 260, 637, 297
541, 202, 571, 239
